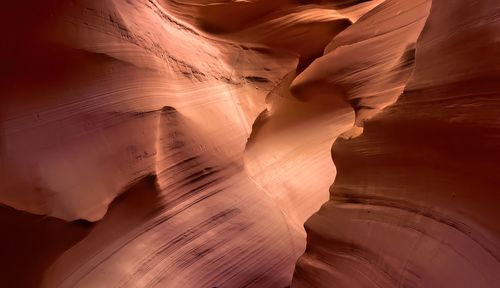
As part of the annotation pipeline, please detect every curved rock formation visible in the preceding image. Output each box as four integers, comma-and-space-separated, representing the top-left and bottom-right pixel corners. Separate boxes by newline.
292, 0, 500, 287
1, 1, 302, 286
1, 0, 291, 222
291, 0, 431, 132
1, 0, 499, 287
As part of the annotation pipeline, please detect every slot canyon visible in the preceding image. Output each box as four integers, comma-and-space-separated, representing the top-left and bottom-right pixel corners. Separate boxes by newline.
1, 0, 499, 287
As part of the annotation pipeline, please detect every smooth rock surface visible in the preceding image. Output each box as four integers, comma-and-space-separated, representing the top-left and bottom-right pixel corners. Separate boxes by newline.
1, 0, 499, 287
292, 0, 500, 287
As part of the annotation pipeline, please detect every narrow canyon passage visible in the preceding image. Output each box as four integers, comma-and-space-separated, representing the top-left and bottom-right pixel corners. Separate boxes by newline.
1, 0, 499, 287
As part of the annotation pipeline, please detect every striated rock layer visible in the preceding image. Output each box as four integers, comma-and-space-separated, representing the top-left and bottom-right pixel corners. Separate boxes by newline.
292, 0, 500, 287
1, 0, 499, 287
1, 0, 359, 286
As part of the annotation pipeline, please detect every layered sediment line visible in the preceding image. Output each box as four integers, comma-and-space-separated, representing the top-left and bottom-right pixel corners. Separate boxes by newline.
292, 0, 500, 287
1, 0, 499, 287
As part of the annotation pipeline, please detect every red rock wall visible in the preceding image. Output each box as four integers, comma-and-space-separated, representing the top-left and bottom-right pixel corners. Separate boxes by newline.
292, 0, 500, 287
1, 0, 499, 287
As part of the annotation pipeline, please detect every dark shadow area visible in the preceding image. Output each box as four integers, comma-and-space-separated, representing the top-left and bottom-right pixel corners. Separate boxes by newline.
0, 174, 162, 288
0, 205, 93, 287
41, 174, 163, 287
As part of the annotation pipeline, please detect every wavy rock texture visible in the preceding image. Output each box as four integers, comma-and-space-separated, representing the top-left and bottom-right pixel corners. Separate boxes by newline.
0, 0, 358, 287
1, 0, 499, 287
1, 1, 299, 286
1, 0, 294, 222
293, 0, 500, 287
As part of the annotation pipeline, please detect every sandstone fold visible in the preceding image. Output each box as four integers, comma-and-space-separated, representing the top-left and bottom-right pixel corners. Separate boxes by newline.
0, 0, 293, 221
1, 0, 499, 287
290, 0, 431, 134
292, 0, 500, 287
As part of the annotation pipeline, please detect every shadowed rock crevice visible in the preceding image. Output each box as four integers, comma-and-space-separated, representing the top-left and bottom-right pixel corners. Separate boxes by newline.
0, 175, 161, 288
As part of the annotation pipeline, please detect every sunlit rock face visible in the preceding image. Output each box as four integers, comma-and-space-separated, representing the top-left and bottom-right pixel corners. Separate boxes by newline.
1, 0, 499, 287
1, 0, 306, 286
0, 0, 354, 287
1, 0, 295, 222
292, 0, 500, 287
